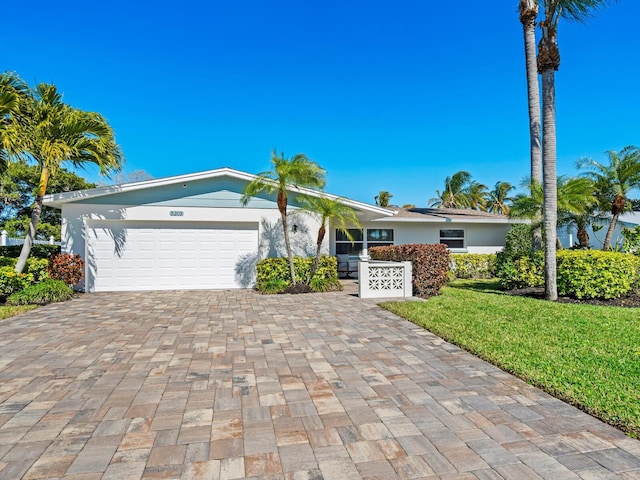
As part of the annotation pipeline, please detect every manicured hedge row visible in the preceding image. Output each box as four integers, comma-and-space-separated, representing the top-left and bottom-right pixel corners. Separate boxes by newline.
450, 253, 497, 279
369, 244, 450, 298
557, 250, 639, 300
496, 249, 640, 299
256, 256, 341, 293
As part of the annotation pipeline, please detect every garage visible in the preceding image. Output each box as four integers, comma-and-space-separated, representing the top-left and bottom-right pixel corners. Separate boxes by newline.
86, 220, 258, 292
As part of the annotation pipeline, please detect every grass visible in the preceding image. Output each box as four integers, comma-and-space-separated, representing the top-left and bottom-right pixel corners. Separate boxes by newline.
0, 304, 39, 320
380, 279, 640, 437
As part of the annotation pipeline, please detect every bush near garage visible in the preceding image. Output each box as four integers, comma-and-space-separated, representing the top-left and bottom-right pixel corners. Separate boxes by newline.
7, 279, 74, 305
47, 253, 85, 287
256, 256, 341, 293
369, 244, 450, 298
557, 250, 639, 300
450, 253, 497, 279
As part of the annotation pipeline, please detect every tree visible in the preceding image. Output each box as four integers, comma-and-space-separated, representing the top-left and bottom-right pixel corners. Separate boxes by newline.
374, 191, 393, 207
486, 181, 515, 215
0, 73, 29, 175
536, 0, 616, 300
519, 0, 542, 185
1, 160, 95, 239
577, 146, 640, 250
3, 82, 123, 273
430, 171, 488, 210
298, 195, 361, 284
510, 176, 597, 248
241, 150, 326, 286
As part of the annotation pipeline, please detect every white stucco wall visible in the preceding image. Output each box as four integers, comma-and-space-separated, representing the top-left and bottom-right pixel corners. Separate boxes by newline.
328, 221, 511, 254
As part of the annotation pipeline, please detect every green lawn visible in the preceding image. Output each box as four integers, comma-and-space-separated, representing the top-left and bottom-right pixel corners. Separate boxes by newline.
0, 304, 39, 321
380, 280, 640, 437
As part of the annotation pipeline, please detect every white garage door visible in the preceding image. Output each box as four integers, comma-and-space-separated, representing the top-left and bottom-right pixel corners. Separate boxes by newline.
86, 221, 258, 292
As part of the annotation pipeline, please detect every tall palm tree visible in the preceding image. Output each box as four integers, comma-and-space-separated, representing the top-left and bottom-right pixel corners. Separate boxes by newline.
374, 191, 393, 207
510, 176, 597, 248
430, 171, 472, 208
537, 0, 616, 300
4, 83, 123, 273
577, 146, 640, 250
0, 72, 29, 176
487, 181, 515, 215
519, 0, 542, 185
465, 180, 489, 211
298, 195, 361, 284
241, 150, 326, 286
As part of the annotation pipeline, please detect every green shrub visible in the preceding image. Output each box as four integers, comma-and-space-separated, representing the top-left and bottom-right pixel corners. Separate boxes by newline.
256, 256, 341, 293
26, 257, 50, 283
495, 251, 544, 289
0, 266, 33, 301
495, 224, 542, 289
0, 244, 60, 259
0, 257, 16, 268
6, 279, 74, 305
48, 253, 84, 286
369, 244, 450, 298
557, 250, 639, 299
450, 253, 497, 279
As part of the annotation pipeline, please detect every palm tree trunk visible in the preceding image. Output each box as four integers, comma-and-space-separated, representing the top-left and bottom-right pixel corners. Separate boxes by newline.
541, 69, 558, 301
15, 167, 50, 274
278, 190, 297, 285
602, 214, 619, 251
306, 224, 325, 284
520, 1, 543, 249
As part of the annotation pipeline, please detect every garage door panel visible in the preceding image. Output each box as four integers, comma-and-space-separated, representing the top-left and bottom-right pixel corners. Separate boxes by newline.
87, 222, 258, 292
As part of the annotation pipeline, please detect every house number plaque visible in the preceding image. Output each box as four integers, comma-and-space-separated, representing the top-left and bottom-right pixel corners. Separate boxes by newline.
169, 210, 184, 216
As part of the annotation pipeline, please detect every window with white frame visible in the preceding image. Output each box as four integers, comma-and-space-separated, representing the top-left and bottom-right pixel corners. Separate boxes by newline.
335, 229, 363, 255
440, 229, 464, 249
367, 228, 394, 249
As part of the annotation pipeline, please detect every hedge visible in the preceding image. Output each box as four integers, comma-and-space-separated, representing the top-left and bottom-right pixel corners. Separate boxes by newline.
369, 244, 450, 298
450, 253, 497, 279
256, 256, 341, 293
557, 250, 639, 300
496, 249, 640, 299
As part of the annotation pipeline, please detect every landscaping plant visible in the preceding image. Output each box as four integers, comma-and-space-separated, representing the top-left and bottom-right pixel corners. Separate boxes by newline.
48, 253, 85, 287
7, 279, 74, 305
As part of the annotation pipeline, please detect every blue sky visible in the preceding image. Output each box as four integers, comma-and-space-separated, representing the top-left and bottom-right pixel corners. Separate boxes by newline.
4, 1, 639, 206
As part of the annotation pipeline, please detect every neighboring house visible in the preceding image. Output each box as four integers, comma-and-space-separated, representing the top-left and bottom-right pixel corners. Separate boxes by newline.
558, 212, 640, 250
44, 168, 520, 292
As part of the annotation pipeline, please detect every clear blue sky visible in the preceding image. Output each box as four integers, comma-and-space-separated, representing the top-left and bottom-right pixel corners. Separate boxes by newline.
4, 1, 639, 206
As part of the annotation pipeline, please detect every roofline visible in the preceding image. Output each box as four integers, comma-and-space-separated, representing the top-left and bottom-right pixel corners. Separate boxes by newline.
42, 167, 393, 216
371, 217, 529, 224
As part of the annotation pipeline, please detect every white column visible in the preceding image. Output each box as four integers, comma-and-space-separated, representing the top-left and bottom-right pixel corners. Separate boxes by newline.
0, 230, 7, 247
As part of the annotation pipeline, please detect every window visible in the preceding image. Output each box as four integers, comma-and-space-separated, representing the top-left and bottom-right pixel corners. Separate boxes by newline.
335, 229, 363, 255
440, 229, 464, 249
367, 229, 394, 249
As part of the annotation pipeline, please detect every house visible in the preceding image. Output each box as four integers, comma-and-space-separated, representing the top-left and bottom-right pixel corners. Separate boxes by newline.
44, 168, 520, 292
558, 211, 640, 249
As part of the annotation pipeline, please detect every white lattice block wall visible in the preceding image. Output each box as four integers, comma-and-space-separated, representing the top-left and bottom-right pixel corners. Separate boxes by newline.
358, 260, 412, 298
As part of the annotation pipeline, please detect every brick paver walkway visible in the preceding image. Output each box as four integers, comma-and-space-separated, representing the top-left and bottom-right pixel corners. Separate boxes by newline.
0, 289, 639, 479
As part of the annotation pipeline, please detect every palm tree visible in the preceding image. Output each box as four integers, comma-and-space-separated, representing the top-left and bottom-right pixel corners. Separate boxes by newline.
374, 191, 393, 207
487, 181, 515, 215
430, 171, 472, 208
298, 195, 361, 284
4, 83, 123, 273
430, 171, 489, 210
241, 151, 326, 286
510, 176, 598, 248
577, 146, 640, 250
519, 0, 542, 185
537, 0, 616, 300
0, 72, 29, 175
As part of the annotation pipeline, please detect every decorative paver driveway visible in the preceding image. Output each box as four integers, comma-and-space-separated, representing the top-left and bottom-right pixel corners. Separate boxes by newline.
0, 289, 639, 479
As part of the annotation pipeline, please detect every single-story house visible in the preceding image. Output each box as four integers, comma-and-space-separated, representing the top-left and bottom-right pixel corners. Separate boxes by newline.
44, 167, 521, 292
